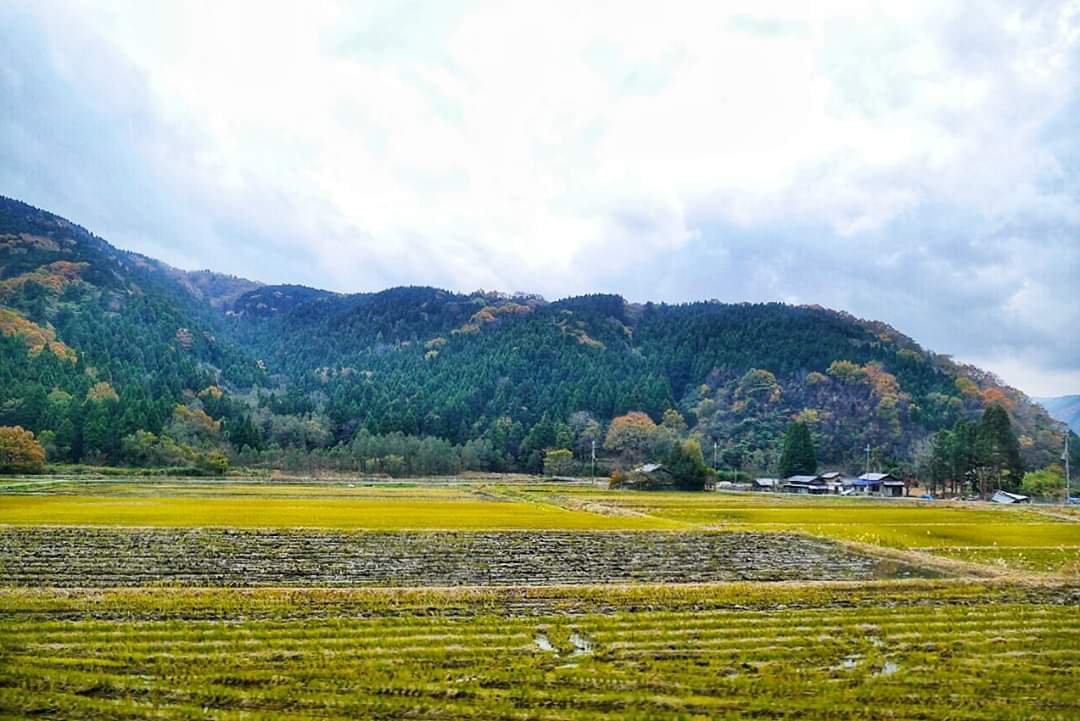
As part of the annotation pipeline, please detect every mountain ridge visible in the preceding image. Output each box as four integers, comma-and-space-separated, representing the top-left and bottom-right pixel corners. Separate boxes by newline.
1035, 395, 1080, 435
0, 194, 1069, 476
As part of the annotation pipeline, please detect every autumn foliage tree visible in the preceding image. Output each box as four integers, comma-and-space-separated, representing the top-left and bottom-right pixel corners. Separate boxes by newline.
604, 411, 658, 465
0, 426, 46, 473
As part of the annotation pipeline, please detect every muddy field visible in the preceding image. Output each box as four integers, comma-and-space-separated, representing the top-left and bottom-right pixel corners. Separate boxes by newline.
0, 528, 941, 587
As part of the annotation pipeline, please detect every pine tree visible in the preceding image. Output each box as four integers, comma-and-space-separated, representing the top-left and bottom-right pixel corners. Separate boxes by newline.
978, 404, 1024, 492
778, 421, 817, 478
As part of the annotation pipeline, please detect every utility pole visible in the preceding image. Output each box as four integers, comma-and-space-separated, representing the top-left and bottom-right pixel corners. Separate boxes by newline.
591, 439, 596, 484
1065, 432, 1072, 504
865, 443, 871, 475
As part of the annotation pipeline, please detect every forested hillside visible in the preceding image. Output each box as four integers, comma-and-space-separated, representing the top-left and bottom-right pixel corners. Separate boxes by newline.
0, 197, 265, 467
227, 283, 1067, 477
0, 196, 1069, 482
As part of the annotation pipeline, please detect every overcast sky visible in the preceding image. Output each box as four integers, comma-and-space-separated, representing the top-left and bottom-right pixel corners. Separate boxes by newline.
1, 1, 1078, 396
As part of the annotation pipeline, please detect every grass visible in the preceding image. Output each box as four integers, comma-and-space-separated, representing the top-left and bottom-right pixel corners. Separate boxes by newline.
929, 547, 1080, 576
525, 488, 1080, 574
0, 581, 1077, 720
798, 521, 1080, 548
3, 479, 1080, 718
0, 494, 678, 530
3, 480, 1079, 573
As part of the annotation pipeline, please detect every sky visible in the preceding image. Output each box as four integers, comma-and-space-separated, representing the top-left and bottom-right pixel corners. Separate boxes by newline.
1, 1, 1078, 397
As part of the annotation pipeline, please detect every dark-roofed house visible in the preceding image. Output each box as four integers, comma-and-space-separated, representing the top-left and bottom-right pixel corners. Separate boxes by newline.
620, 463, 676, 490
753, 478, 780, 491
818, 471, 848, 494
854, 472, 906, 497
782, 475, 829, 494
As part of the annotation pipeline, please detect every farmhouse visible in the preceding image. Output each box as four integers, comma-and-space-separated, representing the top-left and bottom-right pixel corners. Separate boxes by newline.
782, 475, 830, 494
753, 478, 779, 491
854, 472, 906, 497
779, 472, 850, 495
621, 463, 676, 490
819, 471, 848, 494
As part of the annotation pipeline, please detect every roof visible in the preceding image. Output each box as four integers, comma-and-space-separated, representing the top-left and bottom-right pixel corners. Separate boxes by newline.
785, 475, 821, 484
638, 463, 665, 473
991, 490, 1030, 504
753, 478, 779, 487
819, 471, 842, 480
859, 472, 894, 482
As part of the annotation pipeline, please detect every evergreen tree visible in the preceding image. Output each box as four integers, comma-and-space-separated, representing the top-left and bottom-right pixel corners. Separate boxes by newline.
950, 420, 982, 494
778, 421, 817, 478
665, 439, 712, 491
978, 404, 1024, 492
928, 430, 953, 495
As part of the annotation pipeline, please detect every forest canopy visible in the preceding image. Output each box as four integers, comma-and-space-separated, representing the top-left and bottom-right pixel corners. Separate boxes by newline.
0, 195, 1071, 488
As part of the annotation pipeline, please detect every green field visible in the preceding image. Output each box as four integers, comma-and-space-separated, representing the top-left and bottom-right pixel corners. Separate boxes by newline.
2, 478, 1079, 719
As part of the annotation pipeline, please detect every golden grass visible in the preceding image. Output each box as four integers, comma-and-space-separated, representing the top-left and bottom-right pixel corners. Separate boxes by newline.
0, 494, 679, 530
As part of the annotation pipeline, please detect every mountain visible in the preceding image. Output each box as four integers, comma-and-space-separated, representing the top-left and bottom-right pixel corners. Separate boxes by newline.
225, 282, 1065, 472
161, 267, 263, 310
0, 196, 268, 463
1035, 396, 1080, 434
0, 195, 1066, 475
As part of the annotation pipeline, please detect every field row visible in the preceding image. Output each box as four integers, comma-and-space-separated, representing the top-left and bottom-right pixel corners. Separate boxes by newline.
0, 494, 677, 530
0, 479, 501, 500
1, 582, 1077, 720
0, 528, 940, 587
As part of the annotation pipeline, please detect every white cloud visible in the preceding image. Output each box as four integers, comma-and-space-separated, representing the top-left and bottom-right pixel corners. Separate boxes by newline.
2, 0, 1078, 393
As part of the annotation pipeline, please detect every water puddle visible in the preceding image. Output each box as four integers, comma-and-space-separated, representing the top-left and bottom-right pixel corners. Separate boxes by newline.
836, 654, 861, 670
535, 634, 556, 653
569, 631, 594, 656
877, 661, 899, 677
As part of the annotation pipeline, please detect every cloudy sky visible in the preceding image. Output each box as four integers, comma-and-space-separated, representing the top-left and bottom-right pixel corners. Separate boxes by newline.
1, 1, 1078, 396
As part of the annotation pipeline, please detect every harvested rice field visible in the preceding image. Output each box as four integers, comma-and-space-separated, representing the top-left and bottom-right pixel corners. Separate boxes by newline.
0, 528, 941, 587
1, 581, 1078, 720
1, 477, 1079, 719
527, 487, 1080, 575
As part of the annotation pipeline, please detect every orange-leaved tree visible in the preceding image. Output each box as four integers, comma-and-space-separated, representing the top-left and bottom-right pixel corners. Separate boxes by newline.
0, 426, 47, 473
604, 412, 658, 465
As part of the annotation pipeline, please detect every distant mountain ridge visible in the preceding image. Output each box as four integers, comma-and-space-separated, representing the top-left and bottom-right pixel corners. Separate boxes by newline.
0, 194, 1067, 474
1035, 396, 1080, 434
